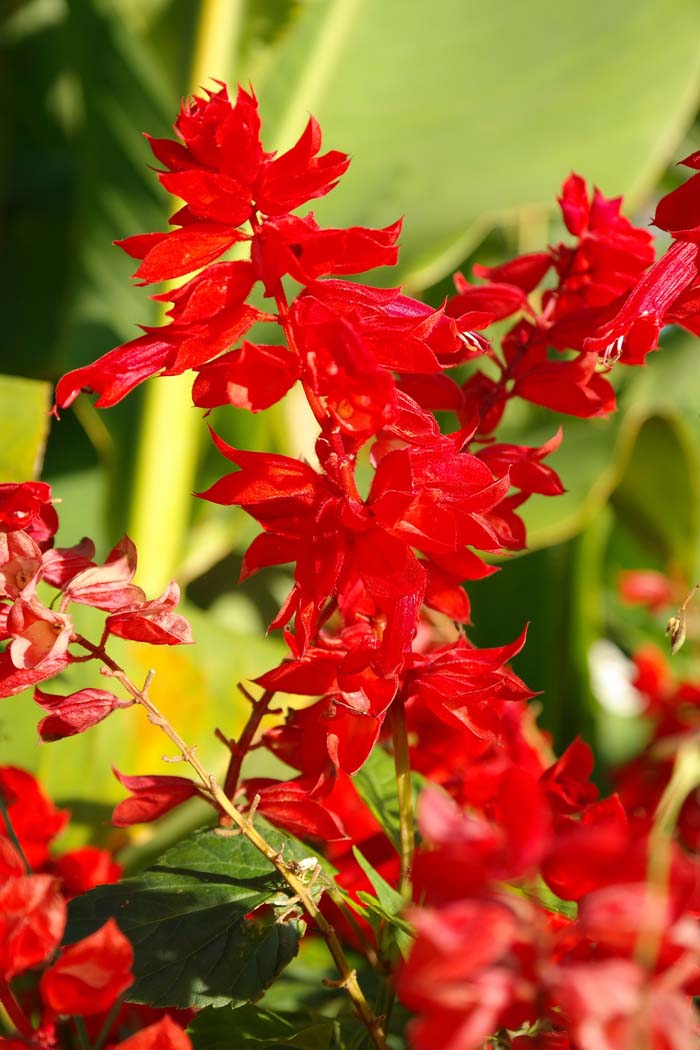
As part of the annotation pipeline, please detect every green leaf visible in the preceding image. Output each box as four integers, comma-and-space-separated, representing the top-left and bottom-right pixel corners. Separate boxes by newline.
611, 413, 700, 582
352, 849, 413, 960
0, 375, 51, 481
351, 848, 404, 916
65, 824, 318, 1008
188, 1003, 334, 1050
255, 0, 700, 288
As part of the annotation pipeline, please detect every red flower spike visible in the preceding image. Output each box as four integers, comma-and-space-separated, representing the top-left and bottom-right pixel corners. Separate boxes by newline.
41, 918, 134, 1016
114, 1016, 192, 1050
111, 769, 203, 826
0, 874, 66, 979
34, 686, 131, 742
105, 581, 193, 645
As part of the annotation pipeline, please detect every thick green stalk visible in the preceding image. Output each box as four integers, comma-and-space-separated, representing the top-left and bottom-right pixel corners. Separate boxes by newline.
391, 700, 415, 899
127, 0, 245, 593
635, 738, 700, 969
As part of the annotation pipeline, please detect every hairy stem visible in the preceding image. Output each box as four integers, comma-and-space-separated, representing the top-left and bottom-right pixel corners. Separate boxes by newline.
390, 699, 415, 899
74, 636, 388, 1050
222, 688, 276, 801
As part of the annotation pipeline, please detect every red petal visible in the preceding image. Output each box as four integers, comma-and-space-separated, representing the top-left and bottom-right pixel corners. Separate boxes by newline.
0, 874, 66, 979
131, 224, 245, 284
114, 1016, 192, 1050
112, 768, 201, 826
41, 918, 134, 1016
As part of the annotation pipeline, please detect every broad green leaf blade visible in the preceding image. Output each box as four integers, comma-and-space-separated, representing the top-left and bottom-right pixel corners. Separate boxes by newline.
351, 848, 404, 917
610, 413, 700, 582
65, 824, 312, 1008
0, 375, 51, 480
255, 0, 700, 288
189, 1003, 334, 1050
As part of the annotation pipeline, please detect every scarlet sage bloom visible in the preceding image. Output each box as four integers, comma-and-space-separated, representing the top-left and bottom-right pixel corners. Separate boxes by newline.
54, 85, 399, 412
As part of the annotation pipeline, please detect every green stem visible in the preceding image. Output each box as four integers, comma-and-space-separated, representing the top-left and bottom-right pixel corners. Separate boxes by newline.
75, 1016, 92, 1050
92, 997, 123, 1050
222, 688, 275, 800
0, 982, 34, 1040
0, 791, 30, 874
390, 700, 415, 899
127, 0, 245, 594
635, 738, 700, 969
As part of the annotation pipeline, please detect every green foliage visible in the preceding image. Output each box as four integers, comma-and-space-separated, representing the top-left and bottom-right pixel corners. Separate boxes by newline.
352, 849, 413, 960
0, 375, 52, 481
353, 748, 424, 856
65, 822, 322, 1008
189, 1004, 334, 1050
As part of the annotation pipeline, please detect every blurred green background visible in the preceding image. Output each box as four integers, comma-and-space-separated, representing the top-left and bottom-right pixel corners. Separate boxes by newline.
2, 0, 700, 846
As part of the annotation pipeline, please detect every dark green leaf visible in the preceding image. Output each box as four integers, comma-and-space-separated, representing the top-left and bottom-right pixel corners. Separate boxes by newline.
188, 1003, 333, 1050
65, 824, 320, 1008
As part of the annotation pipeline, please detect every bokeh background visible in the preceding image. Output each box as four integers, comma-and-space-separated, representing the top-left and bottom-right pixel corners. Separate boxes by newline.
2, 0, 700, 855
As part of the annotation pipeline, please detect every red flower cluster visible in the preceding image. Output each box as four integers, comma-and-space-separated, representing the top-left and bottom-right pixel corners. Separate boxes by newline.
0, 767, 191, 1049
0, 483, 192, 706
398, 764, 700, 1050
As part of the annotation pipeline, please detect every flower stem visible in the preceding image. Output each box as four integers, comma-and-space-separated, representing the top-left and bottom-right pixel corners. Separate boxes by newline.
0, 982, 35, 1041
74, 1016, 92, 1050
74, 636, 388, 1050
222, 687, 276, 801
635, 737, 700, 969
0, 791, 30, 874
390, 699, 415, 899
